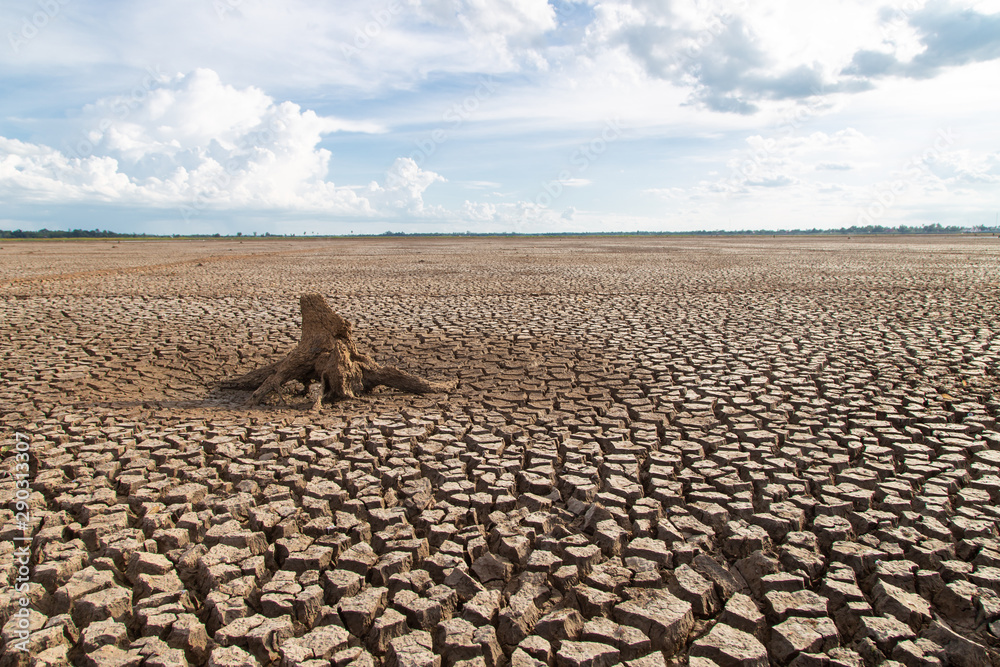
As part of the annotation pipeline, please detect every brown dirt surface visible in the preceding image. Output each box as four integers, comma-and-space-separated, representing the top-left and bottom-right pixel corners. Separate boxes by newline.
1, 235, 999, 666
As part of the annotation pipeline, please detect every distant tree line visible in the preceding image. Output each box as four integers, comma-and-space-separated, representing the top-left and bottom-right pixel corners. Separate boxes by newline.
2, 223, 995, 240
673, 223, 975, 236
0, 228, 147, 239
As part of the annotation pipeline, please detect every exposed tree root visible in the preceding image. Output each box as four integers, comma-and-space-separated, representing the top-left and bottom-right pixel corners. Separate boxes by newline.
221, 293, 453, 406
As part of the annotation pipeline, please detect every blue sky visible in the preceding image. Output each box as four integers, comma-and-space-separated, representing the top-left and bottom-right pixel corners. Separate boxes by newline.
1, 0, 999, 234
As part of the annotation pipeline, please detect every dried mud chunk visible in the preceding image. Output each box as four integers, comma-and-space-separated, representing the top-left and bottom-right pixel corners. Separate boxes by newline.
553, 566, 580, 592
584, 562, 632, 596
723, 522, 771, 560
333, 646, 378, 667
52, 567, 116, 615
920, 620, 991, 667
563, 545, 602, 577
554, 641, 620, 667
34, 554, 87, 594
580, 617, 651, 660
197, 545, 249, 594
79, 645, 143, 667
764, 590, 829, 622
859, 615, 914, 653
613, 589, 693, 657
215, 614, 265, 649
206, 645, 258, 667
425, 552, 467, 584
462, 590, 501, 627
72, 585, 132, 629
166, 613, 211, 664
933, 579, 978, 627
339, 587, 388, 638
689, 623, 768, 667
691, 554, 744, 601
718, 593, 766, 641
890, 638, 945, 667
433, 617, 481, 665
281, 624, 352, 665
205, 593, 250, 634
205, 522, 268, 555
323, 569, 364, 606
813, 515, 855, 552
511, 652, 548, 667
134, 572, 186, 600
473, 626, 502, 667
471, 553, 513, 584
871, 580, 932, 632
386, 630, 440, 667
667, 564, 719, 617
624, 537, 671, 565
593, 521, 629, 558
337, 543, 378, 577
497, 592, 541, 647
820, 572, 865, 610
80, 618, 129, 652
749, 512, 792, 542
444, 567, 486, 602
126, 552, 173, 581
497, 535, 532, 567
373, 551, 414, 586
394, 589, 444, 630
575, 585, 619, 619
518, 635, 553, 665
244, 615, 295, 665
769, 616, 839, 665
734, 550, 780, 599
367, 608, 409, 654
780, 545, 826, 581
161, 483, 208, 506
534, 608, 585, 646
284, 544, 335, 573
136, 643, 188, 667
22, 632, 74, 667
294, 584, 325, 628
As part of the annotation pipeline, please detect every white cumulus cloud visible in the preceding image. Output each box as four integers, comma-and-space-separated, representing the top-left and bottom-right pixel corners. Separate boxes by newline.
0, 68, 568, 229
0, 69, 439, 218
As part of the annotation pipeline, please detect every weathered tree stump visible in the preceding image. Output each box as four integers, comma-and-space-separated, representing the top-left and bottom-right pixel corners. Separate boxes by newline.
221, 294, 453, 406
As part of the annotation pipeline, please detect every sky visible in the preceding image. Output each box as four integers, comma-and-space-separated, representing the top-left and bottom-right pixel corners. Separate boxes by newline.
1, 0, 999, 235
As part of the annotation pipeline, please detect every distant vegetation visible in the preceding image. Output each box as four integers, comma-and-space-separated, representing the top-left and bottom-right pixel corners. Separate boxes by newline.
1, 223, 997, 240
1, 228, 148, 239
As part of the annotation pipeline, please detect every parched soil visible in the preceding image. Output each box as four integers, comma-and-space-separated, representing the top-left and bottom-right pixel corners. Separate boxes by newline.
1, 235, 999, 666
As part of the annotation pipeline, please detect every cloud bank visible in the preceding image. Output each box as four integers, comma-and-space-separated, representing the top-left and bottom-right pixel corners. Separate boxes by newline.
0, 70, 442, 219
1, 0, 998, 232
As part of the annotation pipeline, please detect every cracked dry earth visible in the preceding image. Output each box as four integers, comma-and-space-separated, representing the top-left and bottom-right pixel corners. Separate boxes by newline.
1, 236, 999, 667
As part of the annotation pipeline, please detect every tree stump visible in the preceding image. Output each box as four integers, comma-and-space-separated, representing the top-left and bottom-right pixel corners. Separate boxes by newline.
221, 294, 453, 406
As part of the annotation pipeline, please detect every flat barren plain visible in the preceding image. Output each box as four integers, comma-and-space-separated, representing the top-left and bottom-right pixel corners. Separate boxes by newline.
1, 235, 999, 667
